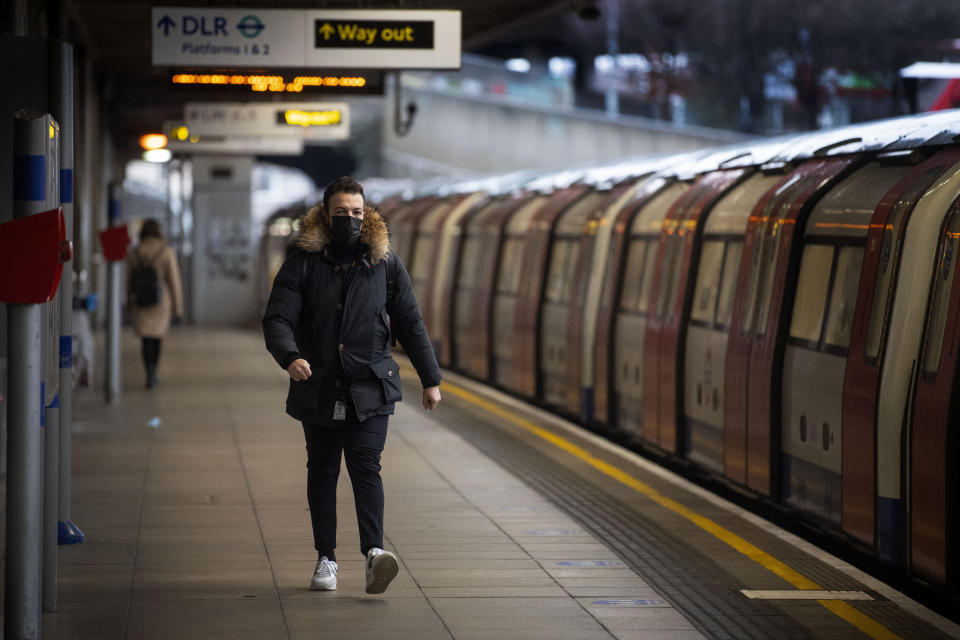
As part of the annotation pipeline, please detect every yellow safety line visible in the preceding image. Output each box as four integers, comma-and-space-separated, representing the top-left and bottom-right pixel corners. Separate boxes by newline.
437, 380, 902, 640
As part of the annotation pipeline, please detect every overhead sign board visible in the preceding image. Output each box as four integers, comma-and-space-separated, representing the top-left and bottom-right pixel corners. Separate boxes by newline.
152, 7, 461, 69
163, 121, 305, 156
183, 102, 351, 142
169, 70, 384, 95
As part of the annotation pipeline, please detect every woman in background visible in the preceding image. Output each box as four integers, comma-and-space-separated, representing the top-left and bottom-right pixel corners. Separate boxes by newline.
127, 219, 184, 388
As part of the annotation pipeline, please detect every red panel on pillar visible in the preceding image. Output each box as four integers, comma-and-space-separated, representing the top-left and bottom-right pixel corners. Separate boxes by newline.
0, 208, 66, 304
98, 226, 130, 262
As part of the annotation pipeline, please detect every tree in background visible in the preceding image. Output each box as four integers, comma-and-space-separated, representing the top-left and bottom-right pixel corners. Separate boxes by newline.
547, 0, 960, 132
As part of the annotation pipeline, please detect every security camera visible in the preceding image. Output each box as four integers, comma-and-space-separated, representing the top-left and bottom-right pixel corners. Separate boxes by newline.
577, 1, 602, 20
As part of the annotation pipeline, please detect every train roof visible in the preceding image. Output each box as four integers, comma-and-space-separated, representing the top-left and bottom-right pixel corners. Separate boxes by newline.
386, 110, 960, 204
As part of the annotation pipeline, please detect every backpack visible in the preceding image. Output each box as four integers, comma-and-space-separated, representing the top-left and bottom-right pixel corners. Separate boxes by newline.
131, 247, 165, 307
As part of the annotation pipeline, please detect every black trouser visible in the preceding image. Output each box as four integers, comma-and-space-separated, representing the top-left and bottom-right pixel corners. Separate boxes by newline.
141, 337, 161, 369
302, 416, 388, 562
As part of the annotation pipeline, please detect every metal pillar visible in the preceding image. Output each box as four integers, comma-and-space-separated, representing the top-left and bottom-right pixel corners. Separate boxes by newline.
105, 181, 123, 403
51, 38, 84, 550
6, 112, 57, 640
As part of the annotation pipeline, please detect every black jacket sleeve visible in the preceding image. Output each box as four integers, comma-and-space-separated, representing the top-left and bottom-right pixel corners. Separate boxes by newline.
386, 253, 442, 388
262, 251, 305, 371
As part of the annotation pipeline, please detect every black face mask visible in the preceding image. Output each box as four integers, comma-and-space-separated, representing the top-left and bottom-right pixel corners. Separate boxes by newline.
330, 215, 363, 247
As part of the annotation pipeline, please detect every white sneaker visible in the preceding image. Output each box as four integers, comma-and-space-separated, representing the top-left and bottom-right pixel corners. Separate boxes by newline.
310, 556, 338, 591
365, 548, 398, 594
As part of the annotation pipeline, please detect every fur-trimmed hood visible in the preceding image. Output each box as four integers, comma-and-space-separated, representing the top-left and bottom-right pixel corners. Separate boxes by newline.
297, 204, 390, 264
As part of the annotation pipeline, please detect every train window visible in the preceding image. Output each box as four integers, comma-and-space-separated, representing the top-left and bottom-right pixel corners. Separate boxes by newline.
458, 236, 483, 289
824, 246, 865, 349
789, 244, 834, 343
410, 230, 434, 284
755, 225, 785, 337
637, 237, 660, 314
496, 236, 524, 294
619, 239, 647, 312
656, 235, 683, 320
544, 240, 568, 302
865, 168, 945, 361
716, 241, 743, 328
544, 239, 581, 303
691, 240, 724, 324
922, 213, 960, 375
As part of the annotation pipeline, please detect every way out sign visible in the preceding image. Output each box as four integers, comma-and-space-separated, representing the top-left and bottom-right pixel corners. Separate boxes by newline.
152, 7, 460, 69
308, 9, 459, 68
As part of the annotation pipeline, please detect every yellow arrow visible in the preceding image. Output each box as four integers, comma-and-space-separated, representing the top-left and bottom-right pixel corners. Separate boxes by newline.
319, 22, 335, 40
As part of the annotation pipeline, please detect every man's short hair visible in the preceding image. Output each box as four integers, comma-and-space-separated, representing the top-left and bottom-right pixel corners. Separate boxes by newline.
323, 176, 364, 212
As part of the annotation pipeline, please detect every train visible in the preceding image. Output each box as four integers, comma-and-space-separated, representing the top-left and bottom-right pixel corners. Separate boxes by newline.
260, 110, 960, 598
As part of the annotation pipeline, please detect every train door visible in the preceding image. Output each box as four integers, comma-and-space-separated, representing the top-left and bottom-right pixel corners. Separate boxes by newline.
875, 159, 960, 564
841, 149, 960, 548
725, 157, 859, 496
430, 193, 487, 365
683, 172, 788, 473
593, 176, 671, 428
513, 186, 587, 400
452, 197, 520, 380
911, 194, 960, 589
539, 186, 627, 417
579, 179, 651, 424
490, 195, 549, 390
409, 197, 463, 344
643, 169, 747, 454
780, 161, 916, 527
611, 182, 690, 444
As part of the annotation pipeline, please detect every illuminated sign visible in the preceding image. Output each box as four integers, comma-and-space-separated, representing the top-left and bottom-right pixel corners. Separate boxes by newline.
183, 102, 349, 141
305, 10, 459, 68
278, 109, 342, 127
169, 72, 378, 94
162, 122, 305, 155
314, 20, 433, 49
152, 7, 460, 69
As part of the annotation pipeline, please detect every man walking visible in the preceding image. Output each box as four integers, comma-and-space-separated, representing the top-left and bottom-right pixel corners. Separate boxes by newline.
263, 176, 441, 594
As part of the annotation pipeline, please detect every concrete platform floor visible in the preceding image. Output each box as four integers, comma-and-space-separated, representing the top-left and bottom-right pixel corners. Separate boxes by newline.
2, 328, 706, 639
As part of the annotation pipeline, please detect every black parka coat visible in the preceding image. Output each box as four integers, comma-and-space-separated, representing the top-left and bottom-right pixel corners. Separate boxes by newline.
262, 205, 441, 423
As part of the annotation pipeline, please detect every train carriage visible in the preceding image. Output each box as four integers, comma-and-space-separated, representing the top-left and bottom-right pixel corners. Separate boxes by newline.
451, 195, 526, 380
509, 184, 588, 399
592, 175, 673, 428
643, 166, 749, 454
538, 181, 636, 418
488, 194, 552, 390
610, 181, 691, 442
682, 171, 792, 473
779, 158, 921, 526
911, 190, 960, 589
420, 193, 487, 364
840, 148, 960, 553
876, 157, 960, 564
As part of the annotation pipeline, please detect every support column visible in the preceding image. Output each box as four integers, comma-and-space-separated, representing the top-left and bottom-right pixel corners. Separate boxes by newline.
51, 38, 84, 554
6, 112, 58, 640
105, 181, 123, 403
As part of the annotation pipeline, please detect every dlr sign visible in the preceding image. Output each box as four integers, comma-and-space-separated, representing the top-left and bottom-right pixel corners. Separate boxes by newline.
183, 16, 228, 36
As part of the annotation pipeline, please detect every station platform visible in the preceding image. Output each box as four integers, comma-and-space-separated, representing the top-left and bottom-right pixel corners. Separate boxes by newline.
4, 327, 959, 640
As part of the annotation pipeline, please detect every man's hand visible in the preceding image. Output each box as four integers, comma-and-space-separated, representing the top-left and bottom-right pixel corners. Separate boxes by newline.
422, 386, 441, 411
287, 358, 312, 381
